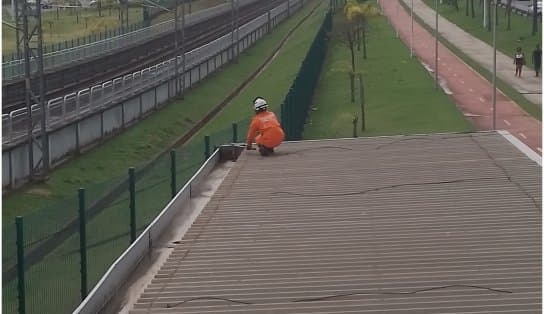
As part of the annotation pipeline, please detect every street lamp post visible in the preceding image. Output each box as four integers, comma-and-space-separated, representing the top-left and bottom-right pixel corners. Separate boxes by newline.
492, 0, 497, 130
410, 0, 413, 57
174, 0, 180, 96
435, 0, 438, 89
181, 0, 186, 97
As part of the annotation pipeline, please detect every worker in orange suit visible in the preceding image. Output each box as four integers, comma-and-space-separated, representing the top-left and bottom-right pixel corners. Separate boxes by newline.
246, 97, 285, 156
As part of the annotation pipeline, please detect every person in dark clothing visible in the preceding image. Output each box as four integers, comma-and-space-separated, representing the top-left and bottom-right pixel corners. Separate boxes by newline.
532, 45, 542, 77
514, 47, 525, 77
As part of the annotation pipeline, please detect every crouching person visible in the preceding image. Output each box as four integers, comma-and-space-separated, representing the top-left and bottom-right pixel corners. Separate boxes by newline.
246, 97, 285, 156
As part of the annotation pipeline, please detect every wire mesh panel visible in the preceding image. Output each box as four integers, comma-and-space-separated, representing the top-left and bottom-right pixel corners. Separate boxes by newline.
1, 2, 312, 310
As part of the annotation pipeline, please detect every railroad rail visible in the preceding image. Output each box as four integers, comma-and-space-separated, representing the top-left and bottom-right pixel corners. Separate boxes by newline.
2, 0, 283, 112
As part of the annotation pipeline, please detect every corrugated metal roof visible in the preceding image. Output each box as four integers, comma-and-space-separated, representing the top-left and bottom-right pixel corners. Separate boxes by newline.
129, 132, 542, 314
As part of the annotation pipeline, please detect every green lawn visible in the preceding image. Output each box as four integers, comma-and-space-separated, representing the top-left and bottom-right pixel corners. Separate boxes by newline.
304, 12, 473, 140
2, 2, 327, 313
422, 0, 541, 69
2, 6, 143, 55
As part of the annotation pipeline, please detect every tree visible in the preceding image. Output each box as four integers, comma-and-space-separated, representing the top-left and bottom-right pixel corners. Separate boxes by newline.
343, 0, 380, 62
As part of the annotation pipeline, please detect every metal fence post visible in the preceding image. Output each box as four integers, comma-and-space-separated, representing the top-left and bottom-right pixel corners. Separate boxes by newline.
232, 123, 238, 143
281, 102, 287, 140
78, 188, 88, 300
16, 216, 25, 314
170, 150, 176, 199
204, 136, 211, 160
129, 167, 136, 243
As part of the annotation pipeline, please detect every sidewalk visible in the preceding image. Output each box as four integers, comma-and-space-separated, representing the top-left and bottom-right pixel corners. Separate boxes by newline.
401, 0, 542, 107
379, 0, 541, 154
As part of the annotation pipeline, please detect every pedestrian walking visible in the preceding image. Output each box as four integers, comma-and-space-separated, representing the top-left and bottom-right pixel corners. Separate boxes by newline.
532, 45, 541, 77
513, 47, 525, 77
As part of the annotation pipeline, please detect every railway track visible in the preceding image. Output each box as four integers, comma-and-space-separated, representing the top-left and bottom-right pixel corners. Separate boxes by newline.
2, 0, 286, 113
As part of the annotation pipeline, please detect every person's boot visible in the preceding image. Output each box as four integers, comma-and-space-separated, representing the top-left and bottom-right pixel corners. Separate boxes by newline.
258, 145, 270, 156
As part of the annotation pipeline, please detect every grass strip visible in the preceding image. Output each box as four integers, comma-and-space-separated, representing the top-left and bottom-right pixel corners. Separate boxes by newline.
303, 11, 472, 140
422, 0, 541, 70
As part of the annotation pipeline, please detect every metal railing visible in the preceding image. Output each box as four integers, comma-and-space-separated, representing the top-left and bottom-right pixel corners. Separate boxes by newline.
1, 0, 260, 80
2, 1, 292, 147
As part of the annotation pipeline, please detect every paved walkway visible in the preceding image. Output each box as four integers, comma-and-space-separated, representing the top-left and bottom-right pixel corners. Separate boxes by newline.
401, 0, 542, 107
379, 0, 542, 154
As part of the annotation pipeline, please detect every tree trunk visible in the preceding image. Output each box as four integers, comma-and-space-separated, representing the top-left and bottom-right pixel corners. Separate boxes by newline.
471, 0, 475, 18
356, 26, 361, 51
465, 0, 469, 16
358, 74, 365, 132
350, 72, 355, 103
362, 27, 367, 60
454, 0, 459, 11
348, 31, 355, 72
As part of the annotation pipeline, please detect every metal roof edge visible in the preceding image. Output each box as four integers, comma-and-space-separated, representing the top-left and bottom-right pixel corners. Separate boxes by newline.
498, 130, 542, 166
283, 131, 497, 144
72, 149, 221, 314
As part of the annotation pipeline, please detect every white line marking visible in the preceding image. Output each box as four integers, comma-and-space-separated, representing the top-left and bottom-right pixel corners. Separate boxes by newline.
519, 133, 527, 139
503, 120, 511, 126
479, 97, 485, 102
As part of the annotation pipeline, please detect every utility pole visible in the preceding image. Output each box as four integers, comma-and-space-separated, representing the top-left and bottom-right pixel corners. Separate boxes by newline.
174, 0, 180, 96
492, 0, 497, 130
181, 0, 186, 97
236, 0, 239, 59
14, 0, 22, 59
410, 0, 414, 58
435, 0, 438, 89
22, 0, 49, 179
120, 0, 129, 32
231, 0, 239, 62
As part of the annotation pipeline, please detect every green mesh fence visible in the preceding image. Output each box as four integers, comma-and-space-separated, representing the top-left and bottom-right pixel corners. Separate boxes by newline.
2, 118, 249, 314
281, 10, 331, 140
1, 7, 329, 313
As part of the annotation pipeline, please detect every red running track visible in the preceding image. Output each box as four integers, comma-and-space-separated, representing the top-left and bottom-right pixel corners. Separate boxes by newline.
380, 0, 542, 155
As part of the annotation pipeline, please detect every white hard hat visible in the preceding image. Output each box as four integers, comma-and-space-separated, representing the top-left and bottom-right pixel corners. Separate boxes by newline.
253, 97, 268, 111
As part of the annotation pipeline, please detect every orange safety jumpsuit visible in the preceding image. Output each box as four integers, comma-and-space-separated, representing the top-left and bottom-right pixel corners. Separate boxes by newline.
246, 111, 285, 148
